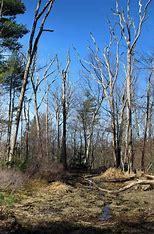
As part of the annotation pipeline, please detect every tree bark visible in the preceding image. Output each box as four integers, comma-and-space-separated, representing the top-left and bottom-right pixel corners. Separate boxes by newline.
9, 57, 31, 162
61, 71, 67, 169
7, 76, 13, 160
46, 87, 49, 159
141, 74, 151, 171
125, 50, 133, 172
33, 88, 43, 160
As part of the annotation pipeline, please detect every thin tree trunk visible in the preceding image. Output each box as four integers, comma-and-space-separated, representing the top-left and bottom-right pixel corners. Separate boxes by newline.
141, 75, 151, 171
110, 94, 120, 168
20, 109, 23, 160
7, 76, 13, 160
46, 87, 49, 159
126, 50, 133, 172
79, 132, 83, 167
61, 71, 67, 169
56, 111, 60, 150
9, 57, 31, 162
33, 90, 43, 160
73, 129, 77, 158
24, 100, 30, 161
83, 127, 87, 162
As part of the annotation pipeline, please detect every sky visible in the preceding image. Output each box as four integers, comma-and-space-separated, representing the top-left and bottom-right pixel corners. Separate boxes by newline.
19, 0, 154, 84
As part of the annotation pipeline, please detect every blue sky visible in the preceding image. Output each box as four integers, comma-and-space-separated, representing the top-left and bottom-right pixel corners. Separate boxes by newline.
19, 0, 154, 82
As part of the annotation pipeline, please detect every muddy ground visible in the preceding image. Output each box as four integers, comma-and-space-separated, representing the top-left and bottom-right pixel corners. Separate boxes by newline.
0, 172, 154, 234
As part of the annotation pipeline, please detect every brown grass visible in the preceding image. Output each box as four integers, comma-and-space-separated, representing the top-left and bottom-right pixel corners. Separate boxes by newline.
93, 167, 134, 181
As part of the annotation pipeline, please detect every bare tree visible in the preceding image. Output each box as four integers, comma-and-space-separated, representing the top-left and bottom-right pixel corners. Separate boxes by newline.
81, 31, 122, 168
59, 53, 71, 170
9, 0, 55, 162
30, 57, 56, 161
115, 0, 152, 171
52, 88, 62, 155
141, 73, 151, 171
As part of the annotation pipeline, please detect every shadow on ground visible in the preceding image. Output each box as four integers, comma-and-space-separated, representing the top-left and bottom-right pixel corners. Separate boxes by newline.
1, 218, 154, 234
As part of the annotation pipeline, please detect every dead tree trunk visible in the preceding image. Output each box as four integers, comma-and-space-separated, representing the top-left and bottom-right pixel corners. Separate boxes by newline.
53, 90, 61, 154
24, 100, 30, 161
60, 54, 71, 170
61, 71, 67, 169
45, 86, 49, 159
86, 97, 103, 167
115, 0, 152, 172
126, 50, 134, 172
34, 87, 43, 159
103, 31, 120, 168
141, 73, 152, 171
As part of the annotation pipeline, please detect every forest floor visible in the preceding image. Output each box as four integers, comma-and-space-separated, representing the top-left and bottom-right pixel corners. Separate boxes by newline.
0, 169, 154, 234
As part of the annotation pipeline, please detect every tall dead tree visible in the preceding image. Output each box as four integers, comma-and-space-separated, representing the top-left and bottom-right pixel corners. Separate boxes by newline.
9, 0, 55, 162
141, 72, 153, 171
102, 28, 121, 168
45, 85, 49, 159
31, 74, 44, 160
81, 31, 122, 168
85, 100, 103, 167
52, 89, 62, 154
23, 99, 30, 161
115, 0, 152, 171
30, 58, 56, 161
60, 54, 71, 170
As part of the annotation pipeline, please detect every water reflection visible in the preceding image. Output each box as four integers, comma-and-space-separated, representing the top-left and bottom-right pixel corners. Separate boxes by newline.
99, 203, 111, 221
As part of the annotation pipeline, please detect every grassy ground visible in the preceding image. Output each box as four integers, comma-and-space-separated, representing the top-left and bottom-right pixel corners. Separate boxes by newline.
0, 170, 154, 233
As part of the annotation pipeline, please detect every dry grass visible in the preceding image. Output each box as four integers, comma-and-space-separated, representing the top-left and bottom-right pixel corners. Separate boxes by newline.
93, 167, 135, 182
0, 172, 154, 233
11, 179, 104, 229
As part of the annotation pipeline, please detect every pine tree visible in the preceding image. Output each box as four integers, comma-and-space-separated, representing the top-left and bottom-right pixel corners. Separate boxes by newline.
0, 52, 25, 158
0, 0, 28, 160
0, 0, 28, 51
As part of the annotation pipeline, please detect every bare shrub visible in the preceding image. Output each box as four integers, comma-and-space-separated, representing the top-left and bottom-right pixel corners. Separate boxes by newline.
25, 161, 66, 182
0, 169, 26, 190
38, 162, 66, 182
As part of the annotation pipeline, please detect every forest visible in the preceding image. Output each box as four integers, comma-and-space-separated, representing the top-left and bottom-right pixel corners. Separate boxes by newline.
0, 0, 154, 233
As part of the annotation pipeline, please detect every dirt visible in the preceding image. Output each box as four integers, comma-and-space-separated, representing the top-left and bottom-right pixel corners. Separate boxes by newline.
0, 173, 154, 233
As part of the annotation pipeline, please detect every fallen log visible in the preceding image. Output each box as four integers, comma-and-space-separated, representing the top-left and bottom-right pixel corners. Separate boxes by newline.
144, 174, 154, 180
114, 179, 154, 193
85, 174, 136, 182
84, 178, 154, 194
84, 178, 113, 193
96, 175, 136, 183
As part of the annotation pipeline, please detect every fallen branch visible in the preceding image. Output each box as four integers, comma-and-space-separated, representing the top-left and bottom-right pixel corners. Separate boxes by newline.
114, 179, 154, 193
144, 174, 154, 180
96, 175, 136, 183
84, 178, 154, 194
84, 178, 112, 193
